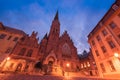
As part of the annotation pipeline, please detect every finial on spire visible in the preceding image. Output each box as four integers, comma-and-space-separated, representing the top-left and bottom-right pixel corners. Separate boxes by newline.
54, 10, 59, 20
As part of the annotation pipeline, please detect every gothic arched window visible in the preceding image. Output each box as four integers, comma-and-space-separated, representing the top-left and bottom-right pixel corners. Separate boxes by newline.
62, 43, 71, 55
26, 49, 33, 57
18, 48, 26, 56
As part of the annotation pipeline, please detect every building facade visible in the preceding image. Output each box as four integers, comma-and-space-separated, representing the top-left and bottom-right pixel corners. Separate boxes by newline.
88, 0, 120, 78
79, 50, 97, 76
0, 12, 79, 75
0, 22, 26, 69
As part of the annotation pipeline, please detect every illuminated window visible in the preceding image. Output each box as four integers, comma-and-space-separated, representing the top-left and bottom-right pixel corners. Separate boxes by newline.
96, 35, 101, 41
81, 64, 83, 68
109, 21, 117, 29
0, 34, 6, 39
26, 49, 33, 57
107, 40, 116, 49
100, 63, 106, 73
101, 46, 107, 53
84, 63, 86, 68
102, 29, 108, 36
95, 50, 99, 56
18, 48, 26, 56
108, 60, 116, 71
87, 62, 90, 67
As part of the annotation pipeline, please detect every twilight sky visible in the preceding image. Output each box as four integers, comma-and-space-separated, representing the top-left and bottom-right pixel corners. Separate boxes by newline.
0, 0, 115, 54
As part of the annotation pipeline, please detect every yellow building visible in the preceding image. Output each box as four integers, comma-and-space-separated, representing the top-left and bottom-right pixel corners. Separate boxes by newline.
88, 0, 120, 78
0, 22, 26, 68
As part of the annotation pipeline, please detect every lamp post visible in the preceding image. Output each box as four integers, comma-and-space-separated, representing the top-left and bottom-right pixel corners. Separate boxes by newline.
66, 63, 70, 76
114, 53, 119, 58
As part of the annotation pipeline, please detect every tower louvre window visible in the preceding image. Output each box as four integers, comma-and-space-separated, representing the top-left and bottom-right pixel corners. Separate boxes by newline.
118, 13, 120, 17
118, 34, 120, 39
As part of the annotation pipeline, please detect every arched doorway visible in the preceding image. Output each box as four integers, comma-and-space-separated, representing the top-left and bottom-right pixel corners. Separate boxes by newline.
15, 63, 22, 72
47, 56, 55, 66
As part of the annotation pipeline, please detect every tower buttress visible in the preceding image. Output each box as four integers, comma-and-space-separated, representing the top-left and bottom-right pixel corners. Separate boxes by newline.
46, 11, 60, 53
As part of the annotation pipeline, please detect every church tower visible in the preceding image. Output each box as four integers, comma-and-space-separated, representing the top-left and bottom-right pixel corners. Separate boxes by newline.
46, 11, 60, 53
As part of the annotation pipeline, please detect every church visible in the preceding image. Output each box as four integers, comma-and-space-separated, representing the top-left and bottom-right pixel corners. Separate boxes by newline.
0, 11, 80, 75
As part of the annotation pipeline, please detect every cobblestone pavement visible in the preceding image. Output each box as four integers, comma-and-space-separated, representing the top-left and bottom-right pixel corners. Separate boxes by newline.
0, 74, 119, 80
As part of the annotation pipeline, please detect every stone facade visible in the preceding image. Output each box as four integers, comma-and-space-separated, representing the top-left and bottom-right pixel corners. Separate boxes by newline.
0, 12, 79, 75
79, 50, 98, 76
0, 22, 26, 69
88, 0, 120, 78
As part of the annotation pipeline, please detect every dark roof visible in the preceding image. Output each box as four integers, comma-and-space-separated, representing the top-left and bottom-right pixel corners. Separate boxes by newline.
4, 26, 26, 35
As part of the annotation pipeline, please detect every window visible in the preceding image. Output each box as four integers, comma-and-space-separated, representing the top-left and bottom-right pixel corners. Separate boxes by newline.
112, 4, 119, 10
118, 13, 120, 17
101, 46, 107, 53
95, 50, 99, 56
13, 37, 18, 42
18, 48, 26, 56
7, 36, 12, 40
102, 29, 108, 36
96, 35, 101, 41
108, 40, 116, 49
10, 63, 14, 68
100, 63, 106, 73
24, 64, 29, 72
0, 34, 6, 39
118, 34, 120, 39
26, 49, 33, 57
91, 40, 95, 46
109, 21, 117, 29
5, 47, 12, 53
81, 64, 83, 68
108, 60, 116, 71
84, 63, 86, 68
87, 62, 90, 67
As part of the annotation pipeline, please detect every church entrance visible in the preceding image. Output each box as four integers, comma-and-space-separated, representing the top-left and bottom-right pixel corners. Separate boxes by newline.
47, 56, 55, 65
47, 56, 55, 74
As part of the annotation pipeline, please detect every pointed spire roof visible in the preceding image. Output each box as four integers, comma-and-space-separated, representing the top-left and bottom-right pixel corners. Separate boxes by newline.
43, 33, 48, 39
54, 10, 59, 20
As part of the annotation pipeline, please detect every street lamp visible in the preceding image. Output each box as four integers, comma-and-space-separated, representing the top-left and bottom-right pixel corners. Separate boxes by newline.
114, 53, 119, 58
6, 57, 10, 60
66, 63, 70, 77
66, 63, 70, 67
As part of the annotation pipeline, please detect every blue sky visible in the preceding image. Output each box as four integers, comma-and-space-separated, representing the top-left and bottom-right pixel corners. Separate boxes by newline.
0, 0, 115, 54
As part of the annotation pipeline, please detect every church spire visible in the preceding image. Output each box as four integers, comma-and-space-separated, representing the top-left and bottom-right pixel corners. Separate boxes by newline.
54, 10, 59, 20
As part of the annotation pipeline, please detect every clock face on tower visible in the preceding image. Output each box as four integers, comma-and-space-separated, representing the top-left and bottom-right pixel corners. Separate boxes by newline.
62, 43, 71, 55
